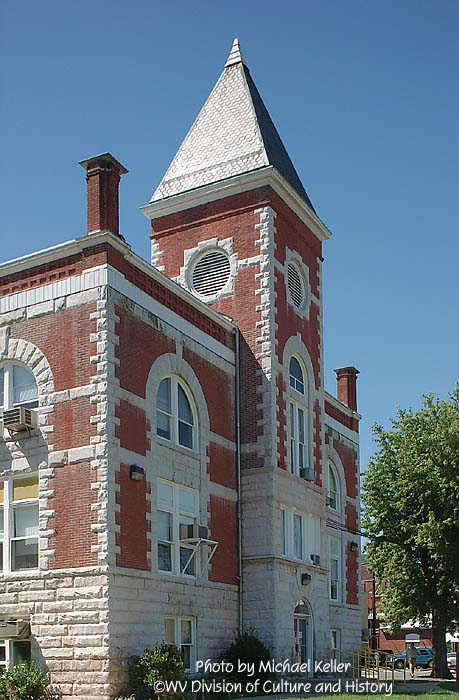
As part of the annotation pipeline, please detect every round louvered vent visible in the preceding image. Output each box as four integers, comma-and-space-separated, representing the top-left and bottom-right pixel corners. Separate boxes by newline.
287, 262, 305, 309
192, 250, 231, 298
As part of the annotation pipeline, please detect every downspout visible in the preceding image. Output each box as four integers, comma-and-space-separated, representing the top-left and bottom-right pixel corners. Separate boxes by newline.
235, 327, 243, 633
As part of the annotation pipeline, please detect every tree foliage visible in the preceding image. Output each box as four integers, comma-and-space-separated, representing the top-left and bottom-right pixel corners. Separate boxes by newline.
362, 389, 459, 677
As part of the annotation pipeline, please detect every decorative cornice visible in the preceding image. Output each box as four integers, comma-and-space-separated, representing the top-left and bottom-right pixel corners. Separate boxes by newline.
141, 167, 332, 243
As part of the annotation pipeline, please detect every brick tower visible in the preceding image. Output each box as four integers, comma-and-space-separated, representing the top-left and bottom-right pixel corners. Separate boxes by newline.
142, 39, 361, 659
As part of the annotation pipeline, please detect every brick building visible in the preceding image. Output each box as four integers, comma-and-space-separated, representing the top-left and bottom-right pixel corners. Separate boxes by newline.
0, 39, 361, 697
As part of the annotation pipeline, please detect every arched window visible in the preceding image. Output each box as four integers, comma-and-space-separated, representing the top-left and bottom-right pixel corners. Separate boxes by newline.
156, 376, 196, 451
0, 363, 38, 413
288, 356, 309, 476
327, 462, 340, 512
289, 357, 304, 394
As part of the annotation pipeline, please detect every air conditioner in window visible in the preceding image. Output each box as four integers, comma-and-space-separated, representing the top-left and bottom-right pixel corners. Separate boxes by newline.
3, 407, 38, 432
179, 524, 209, 541
310, 554, 321, 566
299, 467, 315, 481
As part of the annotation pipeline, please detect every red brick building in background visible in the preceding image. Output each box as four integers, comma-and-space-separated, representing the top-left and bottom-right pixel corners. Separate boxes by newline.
0, 40, 361, 697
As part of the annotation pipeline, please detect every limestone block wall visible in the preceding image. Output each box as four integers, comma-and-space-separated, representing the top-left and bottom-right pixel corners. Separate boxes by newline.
0, 569, 111, 700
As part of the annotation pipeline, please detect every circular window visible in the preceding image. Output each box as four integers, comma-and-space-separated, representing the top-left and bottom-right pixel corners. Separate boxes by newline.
191, 250, 231, 298
287, 262, 305, 309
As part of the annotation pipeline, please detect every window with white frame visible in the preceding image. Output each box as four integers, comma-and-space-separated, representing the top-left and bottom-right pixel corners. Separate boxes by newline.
0, 475, 39, 573
329, 536, 341, 601
280, 508, 321, 564
0, 364, 38, 416
156, 376, 196, 451
331, 629, 341, 661
0, 639, 31, 670
288, 357, 309, 476
327, 462, 340, 512
164, 617, 196, 671
157, 480, 199, 577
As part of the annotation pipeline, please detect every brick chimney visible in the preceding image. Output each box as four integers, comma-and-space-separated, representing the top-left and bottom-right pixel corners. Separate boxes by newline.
334, 366, 360, 412
79, 153, 128, 236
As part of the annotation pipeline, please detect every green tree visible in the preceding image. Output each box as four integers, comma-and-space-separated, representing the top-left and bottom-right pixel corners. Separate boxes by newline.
362, 389, 459, 678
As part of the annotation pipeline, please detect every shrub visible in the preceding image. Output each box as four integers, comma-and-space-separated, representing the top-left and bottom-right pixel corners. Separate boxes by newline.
222, 629, 271, 684
128, 644, 186, 700
0, 661, 57, 700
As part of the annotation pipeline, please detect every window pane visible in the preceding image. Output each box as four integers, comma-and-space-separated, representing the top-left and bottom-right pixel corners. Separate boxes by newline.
158, 543, 172, 571
13, 476, 39, 502
157, 378, 171, 413
13, 506, 39, 538
330, 538, 340, 557
181, 645, 191, 670
12, 538, 38, 570
331, 558, 339, 579
165, 618, 175, 644
157, 411, 171, 440
293, 514, 302, 559
12, 641, 31, 664
298, 408, 305, 443
13, 365, 38, 406
178, 421, 193, 449
158, 482, 173, 509
158, 511, 172, 541
289, 357, 304, 394
181, 619, 192, 644
179, 488, 197, 515
180, 547, 195, 575
289, 403, 295, 438
178, 384, 193, 424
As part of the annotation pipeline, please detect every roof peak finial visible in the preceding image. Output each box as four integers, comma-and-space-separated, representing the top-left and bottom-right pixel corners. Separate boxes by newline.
225, 37, 245, 67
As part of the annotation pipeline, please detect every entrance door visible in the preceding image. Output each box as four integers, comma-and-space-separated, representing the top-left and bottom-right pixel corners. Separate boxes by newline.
294, 601, 313, 670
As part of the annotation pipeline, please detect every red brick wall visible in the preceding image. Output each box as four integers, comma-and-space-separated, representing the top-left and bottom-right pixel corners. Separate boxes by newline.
333, 438, 359, 500
325, 400, 359, 433
48, 461, 98, 568
208, 495, 238, 585
208, 442, 237, 490
115, 400, 150, 456
115, 463, 150, 570
115, 305, 175, 398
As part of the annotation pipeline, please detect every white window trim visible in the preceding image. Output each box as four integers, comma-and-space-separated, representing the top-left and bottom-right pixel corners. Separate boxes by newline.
329, 536, 342, 602
280, 508, 321, 564
287, 355, 311, 477
0, 639, 31, 669
157, 479, 200, 579
0, 475, 39, 575
327, 462, 341, 514
0, 362, 38, 413
156, 375, 198, 453
164, 616, 196, 672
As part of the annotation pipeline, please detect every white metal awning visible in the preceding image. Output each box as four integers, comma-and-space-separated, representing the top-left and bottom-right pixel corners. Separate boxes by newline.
0, 618, 30, 639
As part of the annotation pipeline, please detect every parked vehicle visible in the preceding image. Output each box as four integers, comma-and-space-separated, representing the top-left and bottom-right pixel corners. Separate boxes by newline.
447, 652, 457, 669
387, 647, 433, 670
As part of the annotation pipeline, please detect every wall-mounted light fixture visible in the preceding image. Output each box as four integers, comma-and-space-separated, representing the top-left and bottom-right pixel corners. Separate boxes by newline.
301, 573, 312, 585
130, 464, 145, 481
350, 541, 359, 553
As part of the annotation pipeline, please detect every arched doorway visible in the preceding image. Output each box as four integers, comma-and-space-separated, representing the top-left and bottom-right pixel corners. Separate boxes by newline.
294, 600, 313, 668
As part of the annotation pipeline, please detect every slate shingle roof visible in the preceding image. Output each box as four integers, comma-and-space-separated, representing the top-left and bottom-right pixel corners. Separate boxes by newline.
151, 39, 314, 212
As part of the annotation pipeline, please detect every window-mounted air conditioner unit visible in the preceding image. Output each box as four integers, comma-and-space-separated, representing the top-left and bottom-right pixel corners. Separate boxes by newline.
3, 407, 38, 432
310, 554, 321, 566
299, 467, 315, 481
179, 524, 209, 541
0, 618, 30, 639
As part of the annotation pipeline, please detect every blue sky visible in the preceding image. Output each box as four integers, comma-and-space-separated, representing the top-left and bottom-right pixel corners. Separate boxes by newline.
2, 0, 458, 470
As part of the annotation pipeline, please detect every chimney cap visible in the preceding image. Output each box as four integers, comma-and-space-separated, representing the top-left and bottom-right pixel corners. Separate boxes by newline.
79, 152, 128, 175
333, 366, 360, 376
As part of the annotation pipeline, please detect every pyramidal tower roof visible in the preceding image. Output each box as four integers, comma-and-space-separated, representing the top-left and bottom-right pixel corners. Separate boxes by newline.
151, 38, 314, 211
